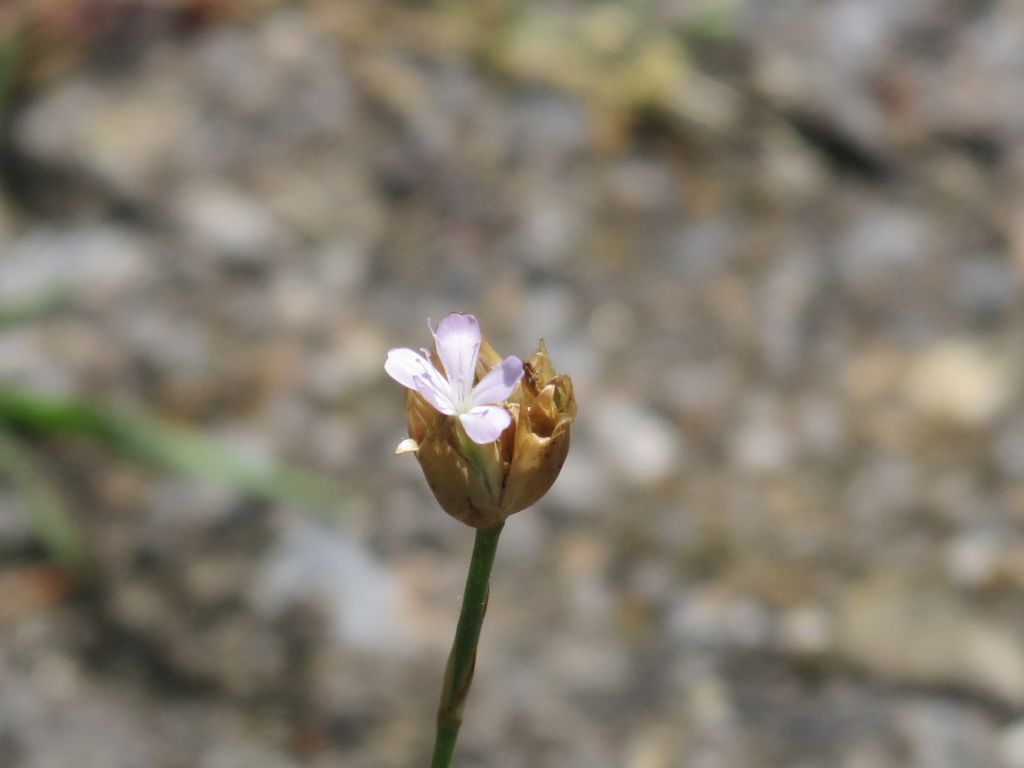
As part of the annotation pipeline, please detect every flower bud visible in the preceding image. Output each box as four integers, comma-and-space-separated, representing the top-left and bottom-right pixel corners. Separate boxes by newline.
403, 338, 576, 528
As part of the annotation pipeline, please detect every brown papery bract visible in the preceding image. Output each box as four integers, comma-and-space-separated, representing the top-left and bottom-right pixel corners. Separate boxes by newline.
403, 338, 576, 528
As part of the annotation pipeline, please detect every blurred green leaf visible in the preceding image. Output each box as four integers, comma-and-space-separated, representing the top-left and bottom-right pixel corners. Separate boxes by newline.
0, 389, 352, 515
0, 30, 24, 121
0, 429, 90, 575
680, 5, 737, 41
0, 290, 73, 333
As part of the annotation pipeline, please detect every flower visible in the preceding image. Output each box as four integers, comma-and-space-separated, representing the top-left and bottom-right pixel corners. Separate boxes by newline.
385, 313, 576, 528
385, 313, 524, 444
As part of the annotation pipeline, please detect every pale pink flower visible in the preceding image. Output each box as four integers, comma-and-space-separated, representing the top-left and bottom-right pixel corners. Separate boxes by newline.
384, 313, 523, 444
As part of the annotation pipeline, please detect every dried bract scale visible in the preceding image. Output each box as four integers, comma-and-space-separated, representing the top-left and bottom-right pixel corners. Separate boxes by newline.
385, 313, 576, 527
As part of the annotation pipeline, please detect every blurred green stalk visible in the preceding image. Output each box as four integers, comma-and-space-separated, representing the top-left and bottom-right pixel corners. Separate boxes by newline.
0, 290, 71, 333
0, 31, 23, 121
0, 429, 89, 575
0, 389, 350, 514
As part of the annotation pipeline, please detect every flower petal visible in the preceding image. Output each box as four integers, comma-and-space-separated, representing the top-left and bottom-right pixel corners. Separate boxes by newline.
470, 356, 524, 407
459, 405, 512, 444
385, 348, 455, 414
432, 313, 481, 405
384, 347, 430, 388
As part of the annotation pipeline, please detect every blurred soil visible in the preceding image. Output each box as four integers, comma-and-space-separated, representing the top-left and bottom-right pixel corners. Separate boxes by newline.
3, 2, 1024, 767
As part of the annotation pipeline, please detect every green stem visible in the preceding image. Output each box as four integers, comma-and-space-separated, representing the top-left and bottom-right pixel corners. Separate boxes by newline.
0, 430, 90, 576
430, 524, 504, 768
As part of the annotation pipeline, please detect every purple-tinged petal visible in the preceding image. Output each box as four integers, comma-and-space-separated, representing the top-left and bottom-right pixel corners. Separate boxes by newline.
432, 313, 481, 405
385, 348, 431, 388
470, 356, 523, 407
385, 348, 455, 414
412, 373, 457, 415
459, 405, 512, 444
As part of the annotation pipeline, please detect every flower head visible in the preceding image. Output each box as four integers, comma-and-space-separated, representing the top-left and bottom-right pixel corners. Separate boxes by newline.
385, 313, 576, 528
385, 313, 524, 444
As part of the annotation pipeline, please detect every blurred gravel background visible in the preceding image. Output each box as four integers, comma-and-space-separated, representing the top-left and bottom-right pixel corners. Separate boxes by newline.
3, 1, 1024, 766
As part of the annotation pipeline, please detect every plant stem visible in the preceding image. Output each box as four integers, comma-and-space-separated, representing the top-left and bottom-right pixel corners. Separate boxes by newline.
0, 430, 90, 576
430, 524, 504, 768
